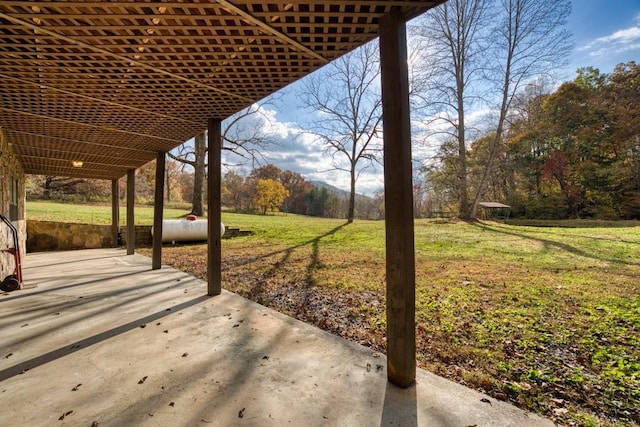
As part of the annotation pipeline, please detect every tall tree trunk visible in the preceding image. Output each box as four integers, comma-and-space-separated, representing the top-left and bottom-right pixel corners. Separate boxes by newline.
457, 82, 470, 219
470, 65, 511, 217
348, 161, 356, 223
44, 176, 52, 200
191, 132, 206, 216
414, 0, 491, 220
165, 168, 171, 203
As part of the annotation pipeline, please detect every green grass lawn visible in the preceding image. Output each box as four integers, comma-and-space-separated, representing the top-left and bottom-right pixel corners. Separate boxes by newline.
27, 202, 640, 426
27, 200, 192, 225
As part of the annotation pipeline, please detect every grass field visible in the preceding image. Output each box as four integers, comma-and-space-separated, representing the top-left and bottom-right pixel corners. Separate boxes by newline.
27, 202, 640, 426
27, 200, 192, 225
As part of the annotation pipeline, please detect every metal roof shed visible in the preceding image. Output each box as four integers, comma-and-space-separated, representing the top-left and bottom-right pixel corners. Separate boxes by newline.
478, 202, 511, 220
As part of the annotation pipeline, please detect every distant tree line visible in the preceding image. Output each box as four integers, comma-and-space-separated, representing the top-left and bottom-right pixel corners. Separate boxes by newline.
422, 62, 640, 220
410, 0, 574, 219
222, 164, 383, 219
26, 162, 384, 220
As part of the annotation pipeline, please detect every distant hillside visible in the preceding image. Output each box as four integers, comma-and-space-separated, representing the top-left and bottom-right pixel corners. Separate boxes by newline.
308, 180, 374, 202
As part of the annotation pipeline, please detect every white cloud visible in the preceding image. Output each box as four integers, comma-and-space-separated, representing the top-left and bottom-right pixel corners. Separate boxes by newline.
253, 104, 299, 139
579, 21, 640, 57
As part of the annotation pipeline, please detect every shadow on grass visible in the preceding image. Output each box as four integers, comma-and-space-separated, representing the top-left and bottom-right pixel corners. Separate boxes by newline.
471, 221, 640, 267
246, 222, 350, 300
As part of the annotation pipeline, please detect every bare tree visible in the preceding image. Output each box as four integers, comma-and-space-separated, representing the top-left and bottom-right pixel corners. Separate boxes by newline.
169, 132, 206, 215
412, 0, 493, 219
169, 102, 278, 216
42, 176, 85, 200
470, 0, 572, 216
300, 41, 382, 223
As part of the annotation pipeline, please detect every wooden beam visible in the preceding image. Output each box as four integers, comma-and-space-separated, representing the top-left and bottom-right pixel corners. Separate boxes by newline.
379, 8, 416, 388
152, 152, 165, 270
111, 179, 119, 247
126, 169, 135, 255
207, 118, 222, 296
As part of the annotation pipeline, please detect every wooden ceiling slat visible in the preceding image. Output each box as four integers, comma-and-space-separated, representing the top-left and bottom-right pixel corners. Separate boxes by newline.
0, 0, 444, 180
0, 12, 255, 102
4, 131, 156, 160
0, 74, 200, 124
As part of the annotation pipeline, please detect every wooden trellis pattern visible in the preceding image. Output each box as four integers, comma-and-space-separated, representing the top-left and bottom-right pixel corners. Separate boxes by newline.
0, 1, 443, 179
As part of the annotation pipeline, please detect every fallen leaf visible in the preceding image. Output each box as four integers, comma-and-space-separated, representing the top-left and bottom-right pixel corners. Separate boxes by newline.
58, 410, 73, 420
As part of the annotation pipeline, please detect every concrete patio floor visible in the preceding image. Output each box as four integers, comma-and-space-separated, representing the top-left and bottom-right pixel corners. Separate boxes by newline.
0, 249, 553, 426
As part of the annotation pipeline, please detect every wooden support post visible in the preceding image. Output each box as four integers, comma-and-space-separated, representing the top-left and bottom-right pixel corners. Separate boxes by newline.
207, 118, 222, 296
380, 8, 416, 388
111, 178, 119, 247
126, 169, 135, 255
152, 152, 165, 270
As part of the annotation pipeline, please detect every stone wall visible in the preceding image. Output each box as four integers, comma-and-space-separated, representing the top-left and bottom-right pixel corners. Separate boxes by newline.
0, 128, 26, 281
26, 221, 152, 252
27, 221, 116, 252
120, 225, 152, 246
25, 221, 249, 252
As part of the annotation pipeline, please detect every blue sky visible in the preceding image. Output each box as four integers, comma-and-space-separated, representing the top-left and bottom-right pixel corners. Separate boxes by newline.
221, 0, 640, 196
567, 0, 640, 77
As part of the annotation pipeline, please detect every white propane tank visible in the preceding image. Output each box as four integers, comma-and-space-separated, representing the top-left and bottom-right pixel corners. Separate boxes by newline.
151, 219, 225, 243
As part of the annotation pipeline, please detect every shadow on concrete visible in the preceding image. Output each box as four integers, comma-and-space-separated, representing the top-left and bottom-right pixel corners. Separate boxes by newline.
0, 294, 210, 382
0, 269, 147, 303
21, 252, 125, 271
381, 381, 418, 426
0, 249, 553, 426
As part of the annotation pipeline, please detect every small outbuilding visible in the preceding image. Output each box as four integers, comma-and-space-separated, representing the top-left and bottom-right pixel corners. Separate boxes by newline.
478, 202, 511, 220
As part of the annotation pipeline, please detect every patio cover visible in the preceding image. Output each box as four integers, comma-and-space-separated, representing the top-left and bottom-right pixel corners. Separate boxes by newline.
0, 0, 446, 388
0, 0, 443, 178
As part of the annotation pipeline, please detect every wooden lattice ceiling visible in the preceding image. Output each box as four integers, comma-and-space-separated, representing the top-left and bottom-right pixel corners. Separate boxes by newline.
0, 1, 443, 180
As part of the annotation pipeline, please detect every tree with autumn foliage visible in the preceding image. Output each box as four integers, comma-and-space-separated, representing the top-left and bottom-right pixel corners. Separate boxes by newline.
503, 62, 640, 219
280, 169, 314, 214
413, 0, 572, 219
421, 61, 640, 220
169, 101, 279, 216
253, 178, 288, 215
